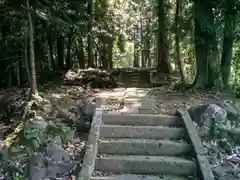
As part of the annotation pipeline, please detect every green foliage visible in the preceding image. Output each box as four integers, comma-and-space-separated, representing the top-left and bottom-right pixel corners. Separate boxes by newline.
0, 0, 239, 89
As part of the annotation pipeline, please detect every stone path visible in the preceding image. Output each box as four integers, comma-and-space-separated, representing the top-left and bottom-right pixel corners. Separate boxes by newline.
78, 88, 214, 180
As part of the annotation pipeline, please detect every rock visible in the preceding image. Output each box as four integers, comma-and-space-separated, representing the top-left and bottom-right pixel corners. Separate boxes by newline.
42, 104, 53, 114
188, 104, 227, 126
228, 128, 240, 145
27, 143, 74, 180
0, 139, 3, 150
24, 116, 48, 135
217, 100, 240, 121
187, 104, 228, 138
28, 153, 47, 180
52, 136, 63, 146
62, 68, 118, 88
56, 108, 72, 119
81, 101, 95, 123
212, 158, 240, 180
45, 143, 73, 178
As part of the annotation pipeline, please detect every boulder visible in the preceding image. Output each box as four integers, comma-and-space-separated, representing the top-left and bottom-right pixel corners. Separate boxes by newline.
62, 69, 118, 89
187, 104, 228, 138
27, 142, 75, 180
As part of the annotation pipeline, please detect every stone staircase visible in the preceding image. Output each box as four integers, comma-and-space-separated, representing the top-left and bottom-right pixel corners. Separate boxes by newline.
90, 112, 198, 180
78, 88, 214, 180
120, 71, 150, 88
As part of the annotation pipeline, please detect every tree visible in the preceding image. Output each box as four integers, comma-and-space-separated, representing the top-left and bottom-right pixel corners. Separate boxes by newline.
193, 0, 219, 89
27, 0, 38, 98
156, 0, 171, 73
87, 0, 94, 68
174, 0, 185, 83
220, 0, 237, 90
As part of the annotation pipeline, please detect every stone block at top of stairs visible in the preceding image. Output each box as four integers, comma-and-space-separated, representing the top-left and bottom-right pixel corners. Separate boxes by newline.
102, 113, 182, 127
95, 155, 197, 176
100, 125, 186, 140
98, 138, 193, 156
91, 174, 189, 180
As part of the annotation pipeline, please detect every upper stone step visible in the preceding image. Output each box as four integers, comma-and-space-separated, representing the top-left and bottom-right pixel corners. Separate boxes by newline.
98, 138, 193, 156
95, 155, 197, 176
91, 174, 190, 180
102, 113, 182, 127
100, 125, 187, 140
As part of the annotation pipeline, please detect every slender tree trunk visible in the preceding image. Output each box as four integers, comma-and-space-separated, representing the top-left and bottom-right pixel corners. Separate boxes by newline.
107, 38, 114, 69
87, 0, 94, 67
57, 34, 65, 70
16, 62, 20, 86
140, 17, 145, 67
101, 43, 108, 69
133, 26, 139, 67
221, 0, 236, 90
27, 0, 37, 97
66, 30, 73, 70
145, 19, 151, 68
24, 27, 31, 86
175, 0, 185, 83
47, 28, 55, 70
78, 37, 85, 69
157, 0, 171, 73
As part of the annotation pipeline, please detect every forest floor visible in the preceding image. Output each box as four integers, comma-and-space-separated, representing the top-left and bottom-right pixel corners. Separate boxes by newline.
0, 80, 240, 179
149, 86, 240, 179
0, 83, 101, 179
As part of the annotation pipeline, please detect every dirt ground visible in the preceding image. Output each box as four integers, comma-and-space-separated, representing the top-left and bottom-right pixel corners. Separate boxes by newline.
149, 86, 240, 180
148, 86, 236, 115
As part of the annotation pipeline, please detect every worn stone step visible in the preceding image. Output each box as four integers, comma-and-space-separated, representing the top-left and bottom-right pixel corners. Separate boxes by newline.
98, 138, 193, 156
102, 113, 182, 127
95, 155, 197, 176
100, 125, 186, 140
91, 174, 190, 180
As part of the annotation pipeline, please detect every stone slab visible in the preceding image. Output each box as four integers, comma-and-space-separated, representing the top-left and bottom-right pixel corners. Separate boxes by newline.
100, 125, 186, 140
77, 108, 103, 180
95, 155, 197, 176
177, 109, 215, 180
91, 174, 188, 180
102, 113, 182, 127
98, 138, 193, 156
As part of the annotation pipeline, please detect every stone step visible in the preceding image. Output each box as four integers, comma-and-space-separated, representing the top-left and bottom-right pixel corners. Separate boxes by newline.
91, 174, 190, 180
102, 113, 182, 127
98, 138, 193, 156
100, 125, 187, 140
95, 155, 197, 176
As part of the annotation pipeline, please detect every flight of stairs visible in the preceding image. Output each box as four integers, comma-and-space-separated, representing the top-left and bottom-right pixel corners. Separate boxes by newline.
90, 112, 199, 180
120, 71, 150, 88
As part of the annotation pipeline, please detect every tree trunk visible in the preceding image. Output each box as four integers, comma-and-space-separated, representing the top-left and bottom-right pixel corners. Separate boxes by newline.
16, 62, 20, 86
78, 37, 85, 69
193, 0, 218, 89
221, 0, 236, 90
47, 27, 55, 70
66, 30, 74, 70
107, 38, 114, 69
87, 0, 94, 67
133, 26, 139, 67
141, 17, 145, 67
24, 27, 31, 86
175, 0, 185, 83
157, 0, 171, 73
57, 34, 65, 70
27, 0, 37, 97
145, 19, 151, 68
101, 43, 108, 69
